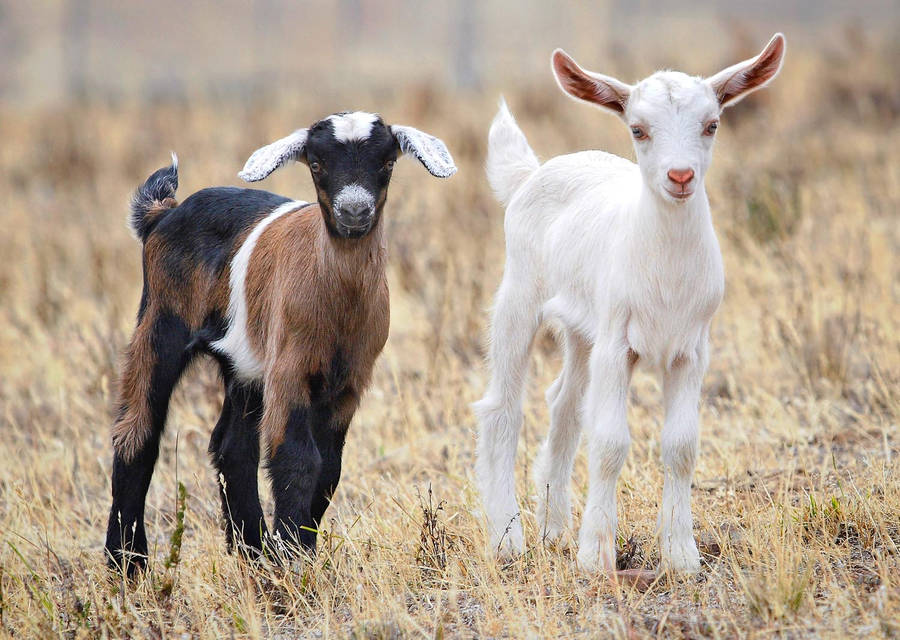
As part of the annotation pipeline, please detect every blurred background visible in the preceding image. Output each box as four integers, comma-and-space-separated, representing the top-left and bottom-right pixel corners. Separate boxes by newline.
1, 0, 898, 105
0, 2, 898, 637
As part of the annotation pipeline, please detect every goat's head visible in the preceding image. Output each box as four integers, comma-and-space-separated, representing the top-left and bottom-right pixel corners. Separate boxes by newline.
551, 33, 785, 205
239, 112, 456, 238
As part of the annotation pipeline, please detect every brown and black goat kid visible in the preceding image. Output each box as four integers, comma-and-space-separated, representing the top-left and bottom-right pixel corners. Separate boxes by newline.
105, 112, 456, 574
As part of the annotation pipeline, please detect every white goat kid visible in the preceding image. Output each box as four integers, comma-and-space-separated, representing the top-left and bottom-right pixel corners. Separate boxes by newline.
475, 34, 786, 573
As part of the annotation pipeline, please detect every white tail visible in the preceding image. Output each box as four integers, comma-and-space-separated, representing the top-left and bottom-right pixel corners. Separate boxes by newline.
485, 98, 539, 206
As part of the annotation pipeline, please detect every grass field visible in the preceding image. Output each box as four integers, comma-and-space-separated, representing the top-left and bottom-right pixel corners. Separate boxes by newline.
0, 21, 898, 639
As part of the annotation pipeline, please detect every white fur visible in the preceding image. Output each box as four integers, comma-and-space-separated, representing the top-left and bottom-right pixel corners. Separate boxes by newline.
475, 36, 785, 573
328, 112, 378, 143
333, 183, 375, 213
211, 200, 308, 381
392, 125, 458, 178
239, 129, 308, 182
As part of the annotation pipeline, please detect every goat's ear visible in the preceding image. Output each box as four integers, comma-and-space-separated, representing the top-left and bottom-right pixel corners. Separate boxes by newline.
551, 48, 631, 116
391, 126, 457, 178
238, 128, 308, 182
706, 33, 786, 108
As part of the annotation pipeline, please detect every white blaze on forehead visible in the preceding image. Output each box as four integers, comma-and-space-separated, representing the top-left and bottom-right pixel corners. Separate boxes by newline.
327, 112, 379, 143
333, 184, 376, 213
211, 200, 308, 381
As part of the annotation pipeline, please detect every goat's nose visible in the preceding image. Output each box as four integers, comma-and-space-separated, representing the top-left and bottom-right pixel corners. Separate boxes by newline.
667, 168, 695, 186
340, 203, 370, 220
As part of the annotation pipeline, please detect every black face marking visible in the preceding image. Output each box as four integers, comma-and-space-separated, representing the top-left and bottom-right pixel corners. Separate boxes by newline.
303, 115, 399, 239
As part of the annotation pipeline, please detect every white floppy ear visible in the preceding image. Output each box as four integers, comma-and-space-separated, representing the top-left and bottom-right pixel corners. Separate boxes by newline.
238, 128, 308, 182
391, 126, 457, 178
706, 33, 786, 108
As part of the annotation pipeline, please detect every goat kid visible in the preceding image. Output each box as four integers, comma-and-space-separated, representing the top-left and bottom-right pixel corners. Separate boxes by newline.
475, 35, 785, 573
106, 112, 456, 574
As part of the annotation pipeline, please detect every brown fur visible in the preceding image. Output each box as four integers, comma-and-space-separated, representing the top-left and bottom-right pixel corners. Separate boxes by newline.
111, 308, 157, 460
111, 220, 240, 461
113, 200, 390, 460
244, 204, 390, 452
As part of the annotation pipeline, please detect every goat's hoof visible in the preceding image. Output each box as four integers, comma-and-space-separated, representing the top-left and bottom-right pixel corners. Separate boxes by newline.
105, 548, 148, 578
537, 521, 573, 550
492, 524, 524, 559
575, 546, 616, 575
659, 540, 701, 574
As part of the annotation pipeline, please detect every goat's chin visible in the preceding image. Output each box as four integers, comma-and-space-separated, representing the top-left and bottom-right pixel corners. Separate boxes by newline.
661, 188, 695, 205
336, 222, 373, 239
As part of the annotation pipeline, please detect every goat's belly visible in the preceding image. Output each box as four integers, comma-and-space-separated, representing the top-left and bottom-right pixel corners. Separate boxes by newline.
543, 294, 596, 339
626, 313, 707, 370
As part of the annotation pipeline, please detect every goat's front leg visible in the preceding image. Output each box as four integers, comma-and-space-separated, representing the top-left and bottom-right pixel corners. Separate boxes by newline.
266, 406, 322, 554
657, 345, 706, 573
577, 341, 633, 572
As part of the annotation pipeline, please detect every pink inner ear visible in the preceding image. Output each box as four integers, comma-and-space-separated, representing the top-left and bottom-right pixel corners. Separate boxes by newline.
717, 36, 785, 105
553, 51, 626, 114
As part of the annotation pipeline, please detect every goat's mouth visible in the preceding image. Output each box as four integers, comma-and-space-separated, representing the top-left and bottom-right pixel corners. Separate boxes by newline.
664, 188, 694, 201
336, 220, 373, 238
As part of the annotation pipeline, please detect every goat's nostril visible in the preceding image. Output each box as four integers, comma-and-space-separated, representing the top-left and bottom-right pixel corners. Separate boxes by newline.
340, 203, 369, 219
667, 168, 694, 186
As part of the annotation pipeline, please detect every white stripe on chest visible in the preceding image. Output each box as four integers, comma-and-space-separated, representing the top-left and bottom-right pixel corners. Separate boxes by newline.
210, 200, 307, 381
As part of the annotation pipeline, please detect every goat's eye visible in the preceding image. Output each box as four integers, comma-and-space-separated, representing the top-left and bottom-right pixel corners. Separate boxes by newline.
309, 161, 322, 173
384, 160, 395, 171
704, 121, 719, 136
631, 126, 648, 140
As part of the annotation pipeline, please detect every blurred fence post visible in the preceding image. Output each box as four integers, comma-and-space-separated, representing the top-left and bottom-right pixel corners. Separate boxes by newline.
454, 0, 480, 90
63, 0, 90, 100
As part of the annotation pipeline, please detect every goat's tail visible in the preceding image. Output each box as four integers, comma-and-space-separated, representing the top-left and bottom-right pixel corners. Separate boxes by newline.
486, 97, 539, 207
129, 153, 179, 242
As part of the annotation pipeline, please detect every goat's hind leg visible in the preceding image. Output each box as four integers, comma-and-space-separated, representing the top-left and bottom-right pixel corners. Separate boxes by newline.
105, 310, 193, 575
473, 273, 542, 556
208, 377, 268, 558
533, 329, 590, 545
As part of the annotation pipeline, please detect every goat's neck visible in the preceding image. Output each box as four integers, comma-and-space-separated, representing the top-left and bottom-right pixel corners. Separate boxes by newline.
632, 182, 714, 249
315, 216, 387, 289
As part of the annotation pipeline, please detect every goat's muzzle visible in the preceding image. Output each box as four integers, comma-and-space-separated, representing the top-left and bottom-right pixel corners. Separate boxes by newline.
665, 168, 695, 200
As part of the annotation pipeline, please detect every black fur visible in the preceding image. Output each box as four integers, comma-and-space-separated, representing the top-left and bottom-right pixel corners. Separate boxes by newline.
129, 158, 179, 241
208, 376, 268, 555
156, 187, 290, 273
105, 312, 194, 575
268, 406, 323, 551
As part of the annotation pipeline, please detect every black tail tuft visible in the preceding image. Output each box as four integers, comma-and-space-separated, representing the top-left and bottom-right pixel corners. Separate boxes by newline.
129, 153, 179, 242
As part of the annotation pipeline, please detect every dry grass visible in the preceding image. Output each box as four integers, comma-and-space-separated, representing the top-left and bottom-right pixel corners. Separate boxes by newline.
1, 28, 898, 639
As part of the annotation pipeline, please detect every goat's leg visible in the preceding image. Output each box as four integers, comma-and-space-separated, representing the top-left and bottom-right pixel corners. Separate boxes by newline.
533, 330, 590, 545
208, 378, 267, 556
310, 419, 349, 527
576, 341, 633, 572
267, 406, 322, 554
105, 311, 193, 575
473, 274, 542, 556
657, 345, 706, 573
309, 391, 356, 526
